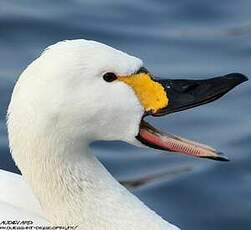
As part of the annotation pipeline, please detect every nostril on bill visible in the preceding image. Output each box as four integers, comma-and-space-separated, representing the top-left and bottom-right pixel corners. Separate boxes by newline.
181, 82, 200, 93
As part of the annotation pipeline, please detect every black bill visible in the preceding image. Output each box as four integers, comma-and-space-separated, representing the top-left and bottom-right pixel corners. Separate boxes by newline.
137, 72, 248, 161
154, 73, 248, 116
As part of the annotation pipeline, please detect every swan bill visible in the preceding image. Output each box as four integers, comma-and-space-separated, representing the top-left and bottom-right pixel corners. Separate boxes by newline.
137, 120, 229, 161
136, 72, 248, 161
153, 73, 248, 116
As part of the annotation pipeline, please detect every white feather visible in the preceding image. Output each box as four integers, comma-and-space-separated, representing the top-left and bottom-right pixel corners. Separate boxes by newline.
0, 170, 48, 224
1, 39, 180, 230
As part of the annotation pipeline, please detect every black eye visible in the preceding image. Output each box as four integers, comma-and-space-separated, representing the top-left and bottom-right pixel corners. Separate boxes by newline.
103, 72, 117, 82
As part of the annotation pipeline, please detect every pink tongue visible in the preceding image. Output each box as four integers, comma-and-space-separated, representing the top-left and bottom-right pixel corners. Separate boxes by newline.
139, 123, 226, 160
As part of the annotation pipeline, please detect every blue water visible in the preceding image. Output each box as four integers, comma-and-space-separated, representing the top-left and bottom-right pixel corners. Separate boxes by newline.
0, 1, 250, 229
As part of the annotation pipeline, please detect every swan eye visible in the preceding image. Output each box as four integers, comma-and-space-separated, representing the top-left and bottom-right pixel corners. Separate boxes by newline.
103, 72, 117, 82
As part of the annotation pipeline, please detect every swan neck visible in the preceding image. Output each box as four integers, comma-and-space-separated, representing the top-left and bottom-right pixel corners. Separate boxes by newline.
8, 120, 175, 229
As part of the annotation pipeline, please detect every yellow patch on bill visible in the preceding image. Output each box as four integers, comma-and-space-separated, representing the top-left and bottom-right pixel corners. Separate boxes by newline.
118, 73, 169, 112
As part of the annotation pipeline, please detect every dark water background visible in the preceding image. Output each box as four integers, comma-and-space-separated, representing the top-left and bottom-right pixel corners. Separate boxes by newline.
0, 1, 251, 229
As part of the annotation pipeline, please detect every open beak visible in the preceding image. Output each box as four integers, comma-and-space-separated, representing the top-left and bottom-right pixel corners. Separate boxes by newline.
135, 72, 248, 161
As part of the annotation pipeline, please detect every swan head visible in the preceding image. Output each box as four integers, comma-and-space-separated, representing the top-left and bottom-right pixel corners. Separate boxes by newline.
8, 39, 248, 160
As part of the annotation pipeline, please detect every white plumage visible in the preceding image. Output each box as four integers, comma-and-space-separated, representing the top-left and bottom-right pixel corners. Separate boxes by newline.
0, 169, 48, 223
0, 39, 180, 230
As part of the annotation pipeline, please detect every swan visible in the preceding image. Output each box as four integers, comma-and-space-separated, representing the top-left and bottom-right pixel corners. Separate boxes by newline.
0, 39, 247, 230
